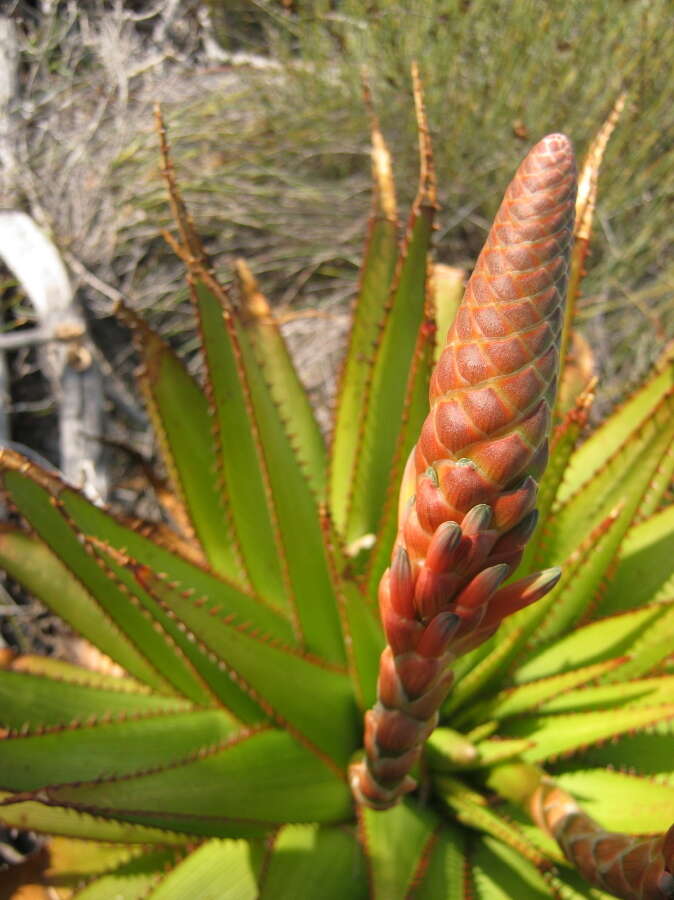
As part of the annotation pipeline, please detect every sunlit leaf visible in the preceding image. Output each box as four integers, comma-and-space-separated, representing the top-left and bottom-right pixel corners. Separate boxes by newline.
499, 705, 674, 763
0, 710, 237, 790
260, 825, 367, 899
73, 848, 182, 900
600, 504, 674, 616
0, 791, 189, 844
137, 567, 358, 767
408, 823, 468, 899
122, 306, 244, 583
555, 347, 674, 505
234, 258, 328, 501
359, 800, 439, 900
46, 729, 352, 836
514, 605, 665, 682
343, 72, 436, 545
329, 102, 399, 533
0, 668, 191, 731
0, 522, 166, 691
470, 835, 551, 900
148, 840, 257, 900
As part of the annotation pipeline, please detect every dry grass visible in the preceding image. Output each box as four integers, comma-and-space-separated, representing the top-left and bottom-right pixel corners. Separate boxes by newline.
3, 0, 673, 415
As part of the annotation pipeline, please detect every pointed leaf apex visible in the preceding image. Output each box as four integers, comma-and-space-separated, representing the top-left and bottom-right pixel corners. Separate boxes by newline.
576, 92, 627, 242
234, 258, 272, 322
560, 375, 599, 428
371, 127, 397, 223
360, 69, 398, 223
154, 104, 205, 264
411, 62, 437, 208
362, 89, 397, 224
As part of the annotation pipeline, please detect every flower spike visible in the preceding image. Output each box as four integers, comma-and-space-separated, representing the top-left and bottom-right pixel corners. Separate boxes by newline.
351, 134, 577, 810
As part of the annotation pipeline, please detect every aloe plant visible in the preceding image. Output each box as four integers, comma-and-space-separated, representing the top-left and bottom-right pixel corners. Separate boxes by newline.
0, 80, 673, 899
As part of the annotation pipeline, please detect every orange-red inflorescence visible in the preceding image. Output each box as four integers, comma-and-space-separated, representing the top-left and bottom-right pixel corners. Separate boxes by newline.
350, 134, 577, 810
531, 781, 674, 900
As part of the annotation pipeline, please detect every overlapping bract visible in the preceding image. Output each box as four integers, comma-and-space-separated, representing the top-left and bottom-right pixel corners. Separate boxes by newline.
350, 134, 577, 809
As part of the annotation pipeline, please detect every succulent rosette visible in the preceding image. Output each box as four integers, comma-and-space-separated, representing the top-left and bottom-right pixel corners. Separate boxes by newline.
0, 85, 672, 899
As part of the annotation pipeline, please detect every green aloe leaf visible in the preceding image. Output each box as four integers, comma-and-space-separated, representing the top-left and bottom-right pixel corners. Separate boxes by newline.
436, 778, 548, 869
554, 769, 674, 832
0, 669, 191, 731
539, 675, 674, 714
46, 729, 352, 836
0, 709, 238, 791
0, 528, 157, 687
96, 546, 245, 722
92, 546, 260, 717
0, 455, 297, 648
500, 705, 674, 763
432, 264, 464, 362
191, 279, 288, 613
521, 390, 593, 572
470, 836, 551, 900
329, 114, 399, 534
0, 486, 173, 693
473, 739, 538, 769
123, 307, 244, 584
0, 470, 271, 707
425, 728, 481, 771
0, 460, 295, 654
232, 307, 345, 663
462, 659, 623, 724
528, 503, 633, 647
45, 837, 147, 888
488, 807, 613, 899
337, 580, 385, 711
551, 870, 615, 900
605, 601, 674, 681
365, 315, 436, 597
234, 259, 327, 501
342, 78, 436, 546
148, 840, 257, 900
158, 130, 339, 655
444, 628, 524, 717
551, 720, 674, 781
514, 605, 665, 682
600, 504, 674, 616
139, 567, 358, 766
0, 653, 148, 693
490, 800, 564, 864
192, 276, 345, 663
73, 849, 182, 900
555, 346, 674, 505
448, 637, 499, 687
451, 738, 535, 771
58, 483, 295, 644
259, 825, 367, 899
0, 791, 189, 843
358, 800, 440, 900
408, 823, 468, 899
344, 204, 435, 546
539, 390, 674, 567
